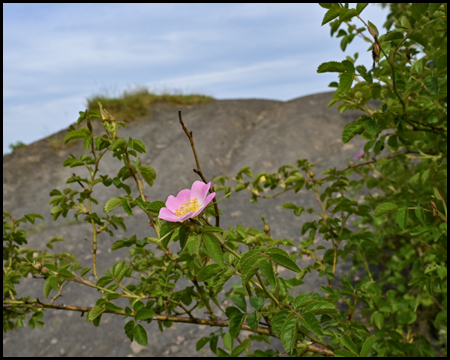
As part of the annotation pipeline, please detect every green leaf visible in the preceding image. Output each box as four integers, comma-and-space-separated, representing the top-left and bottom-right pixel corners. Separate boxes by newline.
340, 335, 358, 355
104, 302, 123, 312
339, 8, 358, 22
110, 137, 127, 151
322, 6, 343, 26
265, 247, 290, 257
64, 127, 90, 144
415, 206, 425, 224
429, 3, 443, 15
374, 203, 398, 217
96, 276, 114, 288
203, 233, 224, 267
411, 3, 429, 20
246, 312, 259, 330
400, 15, 412, 29
88, 305, 104, 321
271, 310, 290, 336
250, 296, 264, 311
260, 260, 276, 289
397, 207, 408, 230
360, 335, 376, 357
159, 221, 180, 248
424, 75, 439, 95
436, 52, 447, 71
237, 249, 262, 270
196, 337, 210, 351
231, 342, 248, 357
103, 197, 123, 213
397, 308, 417, 325
268, 253, 301, 273
135, 308, 155, 320
121, 198, 133, 216
356, 3, 368, 14
408, 276, 426, 286
364, 118, 378, 138
133, 324, 148, 346
317, 61, 349, 73
222, 332, 233, 351
216, 348, 230, 357
242, 255, 265, 286
339, 71, 354, 93
138, 165, 156, 187
334, 349, 358, 357
229, 313, 245, 338
58, 269, 74, 278
237, 166, 254, 179
214, 269, 235, 293
132, 139, 147, 153
342, 121, 365, 143
124, 320, 134, 341
282, 203, 298, 210
43, 276, 57, 298
356, 65, 373, 83
198, 264, 223, 282
231, 294, 247, 312
303, 301, 337, 315
280, 317, 298, 354
210, 335, 218, 353
371, 311, 384, 330
299, 312, 324, 340
225, 307, 242, 319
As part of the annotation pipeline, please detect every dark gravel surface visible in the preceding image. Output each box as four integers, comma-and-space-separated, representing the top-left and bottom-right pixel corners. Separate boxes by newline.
3, 92, 374, 357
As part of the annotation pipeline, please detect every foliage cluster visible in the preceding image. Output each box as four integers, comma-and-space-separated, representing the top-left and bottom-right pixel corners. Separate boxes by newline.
86, 86, 215, 121
3, 3, 447, 357
7, 141, 26, 152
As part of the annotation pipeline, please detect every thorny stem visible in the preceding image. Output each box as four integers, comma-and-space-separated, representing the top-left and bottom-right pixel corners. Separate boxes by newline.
3, 300, 334, 356
256, 273, 280, 308
87, 197, 98, 279
124, 150, 160, 238
178, 111, 220, 227
73, 145, 107, 280
192, 279, 216, 320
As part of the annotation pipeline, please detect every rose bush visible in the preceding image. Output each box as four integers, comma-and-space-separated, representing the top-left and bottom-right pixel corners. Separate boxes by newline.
3, 3, 447, 357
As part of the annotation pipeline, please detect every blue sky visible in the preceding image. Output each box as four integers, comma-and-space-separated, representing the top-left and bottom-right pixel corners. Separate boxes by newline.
3, 4, 389, 154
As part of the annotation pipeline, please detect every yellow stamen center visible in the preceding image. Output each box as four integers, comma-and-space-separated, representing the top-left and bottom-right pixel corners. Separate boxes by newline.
174, 198, 200, 217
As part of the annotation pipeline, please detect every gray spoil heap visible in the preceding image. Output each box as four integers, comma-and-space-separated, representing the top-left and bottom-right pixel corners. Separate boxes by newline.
3, 91, 373, 357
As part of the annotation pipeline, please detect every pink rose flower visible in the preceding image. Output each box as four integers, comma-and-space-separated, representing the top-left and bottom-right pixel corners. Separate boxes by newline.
158, 181, 216, 222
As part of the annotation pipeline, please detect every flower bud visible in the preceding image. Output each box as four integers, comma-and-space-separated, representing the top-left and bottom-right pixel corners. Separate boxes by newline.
41, 266, 49, 274
263, 224, 270, 233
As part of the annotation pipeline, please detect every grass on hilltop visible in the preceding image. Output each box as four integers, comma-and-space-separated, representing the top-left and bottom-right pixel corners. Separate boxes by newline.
86, 86, 215, 121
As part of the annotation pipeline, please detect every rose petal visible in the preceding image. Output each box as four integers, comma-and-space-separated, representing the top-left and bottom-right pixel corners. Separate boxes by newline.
192, 192, 216, 218
165, 195, 183, 213
158, 207, 180, 222
175, 188, 191, 204
190, 181, 211, 203
177, 211, 197, 222
353, 149, 365, 160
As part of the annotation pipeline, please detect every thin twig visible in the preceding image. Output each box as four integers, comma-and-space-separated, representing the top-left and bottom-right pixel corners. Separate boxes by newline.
178, 111, 220, 227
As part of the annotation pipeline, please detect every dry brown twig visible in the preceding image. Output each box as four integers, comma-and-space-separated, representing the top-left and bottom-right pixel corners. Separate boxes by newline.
178, 110, 220, 227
